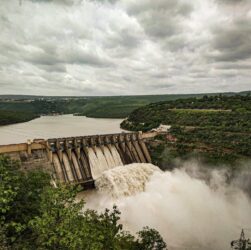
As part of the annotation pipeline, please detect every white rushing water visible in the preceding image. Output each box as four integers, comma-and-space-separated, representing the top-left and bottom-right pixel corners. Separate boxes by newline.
87, 145, 124, 179
103, 146, 116, 168
80, 162, 251, 250
95, 163, 160, 198
87, 148, 103, 179
62, 152, 74, 182
0, 114, 124, 145
109, 145, 123, 166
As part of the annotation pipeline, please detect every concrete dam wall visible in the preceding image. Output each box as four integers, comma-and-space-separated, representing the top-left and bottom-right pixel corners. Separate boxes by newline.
0, 132, 156, 188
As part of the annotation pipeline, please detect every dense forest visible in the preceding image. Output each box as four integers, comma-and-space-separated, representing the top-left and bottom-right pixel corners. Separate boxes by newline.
121, 94, 251, 167
0, 156, 166, 250
0, 110, 39, 126
0, 91, 249, 125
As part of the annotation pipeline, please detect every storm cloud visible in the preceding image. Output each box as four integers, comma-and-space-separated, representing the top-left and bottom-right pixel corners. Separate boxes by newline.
0, 0, 250, 95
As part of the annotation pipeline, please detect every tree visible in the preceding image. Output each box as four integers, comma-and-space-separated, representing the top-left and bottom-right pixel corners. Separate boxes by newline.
1, 155, 167, 250
30, 185, 167, 250
0, 155, 51, 248
136, 227, 167, 250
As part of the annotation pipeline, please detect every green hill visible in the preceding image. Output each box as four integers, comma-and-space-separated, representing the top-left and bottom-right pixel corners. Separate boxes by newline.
121, 94, 251, 167
0, 91, 250, 125
0, 110, 39, 126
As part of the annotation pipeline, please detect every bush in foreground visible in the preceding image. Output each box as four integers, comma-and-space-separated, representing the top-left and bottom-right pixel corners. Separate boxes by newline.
0, 156, 167, 250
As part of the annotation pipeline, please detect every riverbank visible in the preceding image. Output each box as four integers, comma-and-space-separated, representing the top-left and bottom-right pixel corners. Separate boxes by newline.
1, 92, 249, 123
0, 110, 39, 126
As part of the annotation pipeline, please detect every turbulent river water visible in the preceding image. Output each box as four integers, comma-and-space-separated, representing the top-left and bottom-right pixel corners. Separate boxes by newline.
0, 114, 124, 145
79, 162, 251, 250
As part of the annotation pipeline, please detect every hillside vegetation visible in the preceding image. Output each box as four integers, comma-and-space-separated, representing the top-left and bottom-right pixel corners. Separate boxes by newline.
0, 110, 39, 126
0, 92, 249, 125
121, 94, 251, 167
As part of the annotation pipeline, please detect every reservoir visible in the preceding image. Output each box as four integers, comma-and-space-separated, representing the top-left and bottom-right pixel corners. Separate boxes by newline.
0, 115, 124, 145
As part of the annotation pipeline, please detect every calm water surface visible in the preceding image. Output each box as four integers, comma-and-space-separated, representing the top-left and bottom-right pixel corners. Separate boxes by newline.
0, 115, 124, 145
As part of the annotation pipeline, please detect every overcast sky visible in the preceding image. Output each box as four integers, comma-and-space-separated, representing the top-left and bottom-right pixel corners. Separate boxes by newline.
0, 0, 251, 96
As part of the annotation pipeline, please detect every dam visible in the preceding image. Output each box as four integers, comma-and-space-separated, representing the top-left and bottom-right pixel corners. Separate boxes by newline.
0, 132, 156, 188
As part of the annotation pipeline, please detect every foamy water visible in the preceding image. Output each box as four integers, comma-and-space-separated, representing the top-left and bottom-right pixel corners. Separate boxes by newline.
79, 163, 251, 250
95, 163, 159, 198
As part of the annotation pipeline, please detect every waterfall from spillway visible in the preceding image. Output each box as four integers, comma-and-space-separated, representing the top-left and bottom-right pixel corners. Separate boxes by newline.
52, 153, 64, 182
87, 148, 103, 179
49, 133, 152, 185
95, 163, 159, 198
87, 145, 124, 179
62, 152, 74, 182
81, 162, 251, 250
95, 148, 110, 171
103, 146, 116, 168
109, 145, 123, 166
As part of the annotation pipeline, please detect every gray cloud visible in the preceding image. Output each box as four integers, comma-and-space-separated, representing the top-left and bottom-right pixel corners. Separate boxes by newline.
38, 64, 67, 73
0, 0, 250, 96
216, 0, 247, 4
30, 0, 75, 5
210, 18, 251, 62
126, 0, 193, 39
67, 49, 114, 67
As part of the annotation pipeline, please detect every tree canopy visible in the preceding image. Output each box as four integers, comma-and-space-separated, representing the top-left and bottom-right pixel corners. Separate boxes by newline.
0, 156, 167, 250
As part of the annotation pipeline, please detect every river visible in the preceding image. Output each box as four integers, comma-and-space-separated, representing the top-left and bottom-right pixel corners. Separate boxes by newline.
0, 115, 124, 145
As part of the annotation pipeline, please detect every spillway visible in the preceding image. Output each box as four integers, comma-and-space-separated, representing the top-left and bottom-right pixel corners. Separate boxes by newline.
47, 132, 152, 187
0, 132, 157, 189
